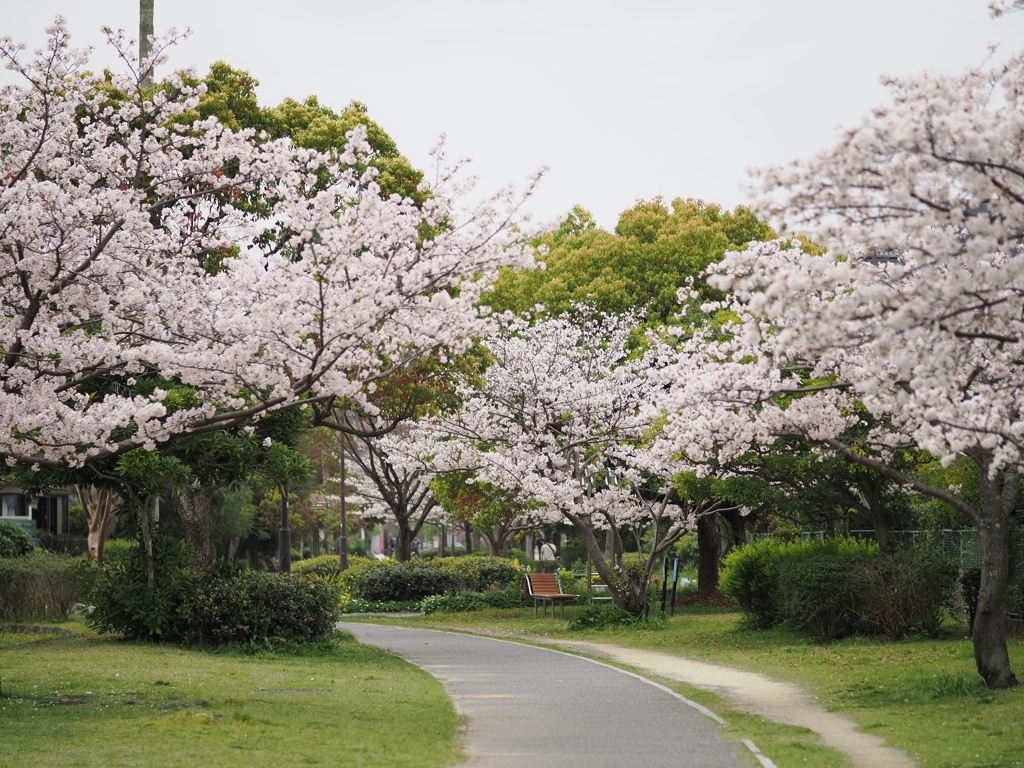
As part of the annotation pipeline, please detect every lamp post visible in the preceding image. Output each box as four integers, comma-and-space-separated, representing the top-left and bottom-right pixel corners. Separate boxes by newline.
278, 482, 291, 573
338, 417, 349, 571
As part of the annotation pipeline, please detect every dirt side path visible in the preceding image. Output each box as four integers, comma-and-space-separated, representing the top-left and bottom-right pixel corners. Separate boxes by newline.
539, 638, 914, 768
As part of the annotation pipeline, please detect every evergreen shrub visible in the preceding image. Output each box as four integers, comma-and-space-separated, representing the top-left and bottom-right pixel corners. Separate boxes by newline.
174, 567, 339, 645
0, 552, 91, 621
347, 559, 452, 602
720, 537, 962, 640
776, 546, 872, 639
438, 556, 521, 593
718, 538, 796, 628
0, 520, 34, 558
858, 548, 957, 638
87, 535, 339, 645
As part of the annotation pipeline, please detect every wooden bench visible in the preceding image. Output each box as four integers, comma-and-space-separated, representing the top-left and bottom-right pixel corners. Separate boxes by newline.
523, 572, 579, 618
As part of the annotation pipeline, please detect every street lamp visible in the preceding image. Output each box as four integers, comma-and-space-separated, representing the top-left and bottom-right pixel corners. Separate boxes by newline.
338, 415, 349, 571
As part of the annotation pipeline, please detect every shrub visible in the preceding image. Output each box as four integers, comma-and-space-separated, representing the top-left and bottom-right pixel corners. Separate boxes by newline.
0, 520, 34, 558
858, 548, 957, 638
347, 559, 452, 602
420, 593, 484, 614
721, 538, 879, 632
505, 548, 537, 567
776, 547, 872, 640
475, 585, 528, 609
0, 553, 91, 621
291, 554, 344, 578
438, 556, 521, 593
719, 539, 794, 628
100, 538, 137, 565
87, 535, 339, 645
173, 568, 340, 645
86, 535, 195, 639
339, 597, 420, 613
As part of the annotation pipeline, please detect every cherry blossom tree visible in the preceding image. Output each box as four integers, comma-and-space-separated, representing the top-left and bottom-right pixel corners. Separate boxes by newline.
399, 312, 724, 614
0, 21, 536, 471
337, 414, 444, 562
653, 51, 1024, 687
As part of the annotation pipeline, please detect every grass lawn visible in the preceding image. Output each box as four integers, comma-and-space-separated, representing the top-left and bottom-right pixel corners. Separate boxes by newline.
0, 621, 459, 768
348, 605, 1024, 768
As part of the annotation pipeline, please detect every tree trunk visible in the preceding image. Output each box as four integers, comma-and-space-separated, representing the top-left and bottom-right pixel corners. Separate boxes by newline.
137, 494, 159, 589
177, 485, 213, 571
565, 512, 646, 614
696, 512, 722, 596
864, 484, 893, 551
76, 485, 117, 563
394, 523, 414, 561
972, 461, 1019, 689
464, 521, 473, 555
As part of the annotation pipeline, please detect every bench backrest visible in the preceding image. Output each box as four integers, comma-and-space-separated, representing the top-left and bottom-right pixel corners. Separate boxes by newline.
525, 572, 562, 595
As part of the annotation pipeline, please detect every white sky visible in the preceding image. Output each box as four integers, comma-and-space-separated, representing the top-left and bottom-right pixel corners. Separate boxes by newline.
3, 1, 1023, 230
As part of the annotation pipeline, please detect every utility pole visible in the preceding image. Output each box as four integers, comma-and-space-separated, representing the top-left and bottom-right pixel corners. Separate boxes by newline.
338, 419, 349, 571
278, 483, 291, 573
139, 0, 155, 87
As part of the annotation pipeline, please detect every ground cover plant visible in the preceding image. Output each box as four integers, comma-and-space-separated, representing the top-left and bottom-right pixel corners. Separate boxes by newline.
0, 622, 459, 768
347, 605, 1024, 767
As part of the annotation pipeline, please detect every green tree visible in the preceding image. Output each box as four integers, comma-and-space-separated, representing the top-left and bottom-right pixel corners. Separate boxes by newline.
482, 197, 775, 324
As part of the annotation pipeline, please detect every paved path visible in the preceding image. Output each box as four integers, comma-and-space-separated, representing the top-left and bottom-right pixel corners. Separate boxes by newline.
340, 622, 750, 768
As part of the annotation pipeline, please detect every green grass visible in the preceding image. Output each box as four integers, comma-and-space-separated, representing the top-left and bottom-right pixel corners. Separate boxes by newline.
346, 605, 1024, 768
0, 622, 460, 768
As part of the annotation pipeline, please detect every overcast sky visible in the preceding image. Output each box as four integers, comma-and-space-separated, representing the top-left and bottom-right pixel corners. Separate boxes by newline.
3, 1, 1023, 230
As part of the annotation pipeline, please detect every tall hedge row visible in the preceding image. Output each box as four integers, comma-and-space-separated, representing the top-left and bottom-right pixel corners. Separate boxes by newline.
344, 556, 523, 602
719, 538, 956, 640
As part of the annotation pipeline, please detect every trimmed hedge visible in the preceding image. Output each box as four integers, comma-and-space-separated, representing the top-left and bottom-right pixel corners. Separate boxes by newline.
173, 569, 339, 645
0, 552, 91, 621
0, 520, 34, 558
776, 547, 871, 639
347, 559, 452, 602
720, 538, 955, 640
86, 537, 339, 645
347, 556, 523, 603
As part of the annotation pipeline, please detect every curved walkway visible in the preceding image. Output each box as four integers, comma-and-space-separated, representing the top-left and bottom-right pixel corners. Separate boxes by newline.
340, 622, 756, 768
541, 639, 914, 768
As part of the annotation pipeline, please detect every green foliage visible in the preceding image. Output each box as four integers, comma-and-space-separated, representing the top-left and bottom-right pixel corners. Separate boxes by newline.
567, 604, 642, 630
173, 567, 340, 645
0, 553, 91, 621
339, 597, 421, 613
86, 535, 196, 639
418, 587, 526, 614
858, 548, 957, 638
347, 559, 452, 602
0, 520, 34, 557
99, 538, 136, 565
505, 548, 537, 567
87, 536, 338, 645
346, 556, 522, 602
437, 555, 522, 593
483, 197, 775, 325
291, 553, 344, 577
776, 548, 872, 640
420, 592, 483, 614
718, 538, 794, 628
721, 538, 956, 641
